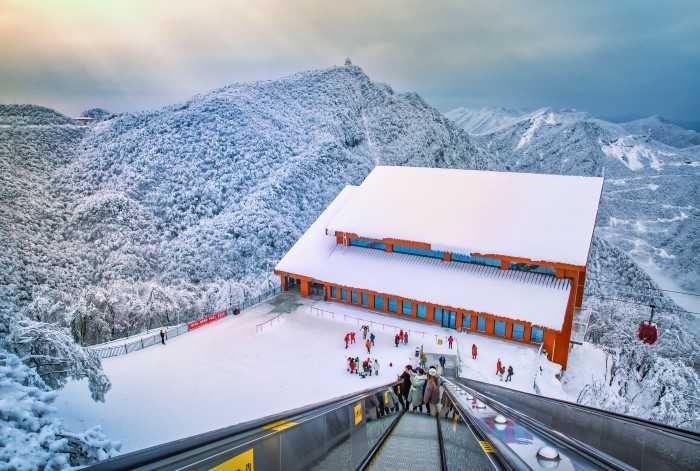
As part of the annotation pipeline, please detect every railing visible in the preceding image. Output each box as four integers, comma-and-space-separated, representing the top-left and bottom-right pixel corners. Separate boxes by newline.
255, 313, 285, 333
309, 304, 427, 338
88, 286, 282, 359
533, 342, 544, 394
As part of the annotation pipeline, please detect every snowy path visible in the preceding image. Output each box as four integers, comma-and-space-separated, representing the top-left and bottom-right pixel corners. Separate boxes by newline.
55, 297, 602, 454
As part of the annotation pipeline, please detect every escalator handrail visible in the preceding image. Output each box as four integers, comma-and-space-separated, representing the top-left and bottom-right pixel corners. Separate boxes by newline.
88, 381, 400, 470
450, 379, 636, 471
458, 377, 700, 441
442, 383, 529, 471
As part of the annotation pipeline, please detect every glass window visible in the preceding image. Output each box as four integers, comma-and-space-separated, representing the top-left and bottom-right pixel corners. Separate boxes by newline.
462, 312, 471, 330
330, 286, 337, 298
512, 323, 524, 340
531, 326, 544, 343
402, 300, 412, 315
477, 316, 487, 332
494, 320, 506, 337
449, 311, 457, 329
388, 298, 398, 313
452, 253, 501, 268
350, 238, 386, 250
393, 244, 443, 259
374, 295, 384, 310
509, 262, 555, 276
351, 290, 358, 304
361, 292, 369, 306
341, 288, 347, 301
434, 307, 443, 322
417, 304, 427, 319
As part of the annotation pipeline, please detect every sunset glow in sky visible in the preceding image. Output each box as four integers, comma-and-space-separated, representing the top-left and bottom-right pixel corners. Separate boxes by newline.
1, 0, 698, 122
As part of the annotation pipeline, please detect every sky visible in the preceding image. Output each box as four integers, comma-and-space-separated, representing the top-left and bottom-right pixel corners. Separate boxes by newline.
1, 0, 698, 124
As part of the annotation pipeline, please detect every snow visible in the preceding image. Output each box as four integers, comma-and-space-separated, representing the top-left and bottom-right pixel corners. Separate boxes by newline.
54, 295, 572, 454
600, 137, 673, 171
325, 166, 603, 266
278, 185, 571, 330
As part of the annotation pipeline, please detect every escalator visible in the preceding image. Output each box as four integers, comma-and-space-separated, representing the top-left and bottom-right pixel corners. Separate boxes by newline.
84, 376, 699, 470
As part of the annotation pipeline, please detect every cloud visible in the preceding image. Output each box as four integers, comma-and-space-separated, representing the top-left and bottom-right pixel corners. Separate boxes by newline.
0, 0, 698, 121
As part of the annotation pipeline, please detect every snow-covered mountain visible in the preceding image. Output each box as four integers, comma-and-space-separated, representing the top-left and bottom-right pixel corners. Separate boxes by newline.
2, 66, 698, 463
446, 107, 700, 312
620, 115, 700, 149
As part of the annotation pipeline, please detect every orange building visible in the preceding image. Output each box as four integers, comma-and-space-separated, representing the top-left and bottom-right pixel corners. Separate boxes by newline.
275, 167, 603, 369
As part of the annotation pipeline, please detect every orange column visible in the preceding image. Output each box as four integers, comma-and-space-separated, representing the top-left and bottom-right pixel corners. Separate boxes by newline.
300, 280, 310, 297
280, 273, 288, 291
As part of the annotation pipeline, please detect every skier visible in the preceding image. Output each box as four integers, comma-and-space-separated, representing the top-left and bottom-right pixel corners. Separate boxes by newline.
394, 334, 400, 347
373, 358, 380, 376
399, 330, 404, 343
404, 331, 409, 345
439, 355, 446, 370
506, 365, 514, 382
447, 335, 454, 349
350, 331, 356, 344
471, 343, 478, 360
344, 333, 349, 349
365, 339, 372, 354
348, 357, 355, 374
362, 325, 369, 339
496, 358, 502, 376
498, 366, 505, 381
367, 358, 373, 376
160, 329, 166, 345
370, 332, 376, 346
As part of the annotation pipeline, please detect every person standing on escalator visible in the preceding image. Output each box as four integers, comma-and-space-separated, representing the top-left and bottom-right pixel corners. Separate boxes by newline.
398, 365, 413, 410
424, 369, 441, 416
409, 367, 427, 413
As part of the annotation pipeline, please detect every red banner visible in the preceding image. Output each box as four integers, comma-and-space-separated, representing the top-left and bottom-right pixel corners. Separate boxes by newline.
188, 310, 227, 331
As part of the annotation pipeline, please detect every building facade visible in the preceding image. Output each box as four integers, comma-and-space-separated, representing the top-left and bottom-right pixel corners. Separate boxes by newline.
275, 166, 602, 369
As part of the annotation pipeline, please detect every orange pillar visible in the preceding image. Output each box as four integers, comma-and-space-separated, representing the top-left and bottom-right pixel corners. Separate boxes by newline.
300, 280, 310, 298
280, 273, 288, 291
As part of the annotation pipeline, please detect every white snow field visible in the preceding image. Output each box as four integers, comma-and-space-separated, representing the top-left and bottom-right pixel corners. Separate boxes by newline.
55, 294, 602, 454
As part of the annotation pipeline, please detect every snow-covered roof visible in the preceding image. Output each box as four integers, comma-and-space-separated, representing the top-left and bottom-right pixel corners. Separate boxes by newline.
277, 186, 571, 330
326, 166, 603, 267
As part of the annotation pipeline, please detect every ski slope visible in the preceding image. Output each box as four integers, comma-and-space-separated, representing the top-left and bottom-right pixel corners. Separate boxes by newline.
54, 294, 601, 454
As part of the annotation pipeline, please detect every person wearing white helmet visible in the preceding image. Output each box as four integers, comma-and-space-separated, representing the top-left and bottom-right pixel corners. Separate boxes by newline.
424, 367, 441, 416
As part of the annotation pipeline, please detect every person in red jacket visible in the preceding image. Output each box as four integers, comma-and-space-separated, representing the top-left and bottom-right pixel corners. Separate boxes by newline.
447, 335, 454, 349
496, 358, 502, 375
365, 339, 372, 354
350, 331, 356, 344
344, 333, 349, 349
471, 343, 478, 360
399, 330, 404, 343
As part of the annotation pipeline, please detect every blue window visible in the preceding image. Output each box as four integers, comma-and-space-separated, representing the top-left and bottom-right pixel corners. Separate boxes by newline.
452, 253, 501, 268
393, 244, 443, 259
512, 323, 524, 340
374, 295, 384, 310
330, 286, 337, 298
477, 316, 487, 332
462, 312, 472, 330
448, 311, 457, 329
361, 292, 369, 306
531, 327, 544, 343
351, 290, 358, 304
434, 307, 443, 322
341, 288, 347, 301
350, 239, 386, 250
388, 298, 398, 313
509, 262, 555, 276
417, 304, 427, 319
494, 320, 506, 337
402, 300, 412, 315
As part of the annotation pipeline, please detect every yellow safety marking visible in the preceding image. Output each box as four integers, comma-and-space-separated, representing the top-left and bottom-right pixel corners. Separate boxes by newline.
479, 440, 496, 453
354, 402, 363, 425
384, 391, 390, 405
263, 419, 297, 432
211, 447, 254, 471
